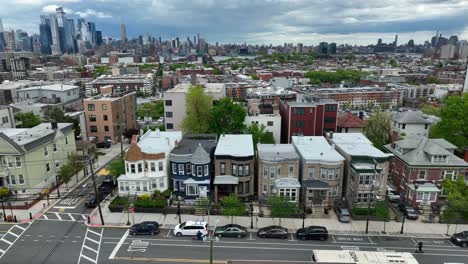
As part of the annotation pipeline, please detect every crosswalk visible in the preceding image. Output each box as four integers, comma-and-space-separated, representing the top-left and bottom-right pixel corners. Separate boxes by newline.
0, 223, 32, 260
78, 228, 103, 264
37, 212, 89, 223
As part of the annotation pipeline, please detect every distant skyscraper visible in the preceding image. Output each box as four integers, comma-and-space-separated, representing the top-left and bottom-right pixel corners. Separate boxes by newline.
297, 43, 303, 54
121, 18, 127, 43
88, 22, 96, 45
394, 35, 398, 47
49, 11, 62, 54
0, 18, 5, 51
63, 19, 76, 53
96, 31, 103, 46
39, 15, 52, 54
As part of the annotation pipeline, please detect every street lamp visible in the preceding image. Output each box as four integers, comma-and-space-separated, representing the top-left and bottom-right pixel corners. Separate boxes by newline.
412, 183, 420, 209
302, 185, 306, 229
55, 174, 60, 198
249, 201, 253, 229
177, 201, 181, 224
1, 199, 6, 222
401, 183, 418, 234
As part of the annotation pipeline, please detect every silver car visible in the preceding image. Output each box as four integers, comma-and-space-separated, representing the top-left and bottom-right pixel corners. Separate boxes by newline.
337, 208, 351, 223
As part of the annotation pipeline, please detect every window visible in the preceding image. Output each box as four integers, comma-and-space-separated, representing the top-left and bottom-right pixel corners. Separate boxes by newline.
267, 121, 273, 126
131, 164, 136, 173
204, 165, 209, 176
102, 104, 107, 110
443, 170, 455, 180
220, 163, 226, 175
18, 174, 25, 185
136, 185, 141, 191
178, 164, 185, 175
324, 117, 335, 123
15, 157, 22, 167
279, 188, 297, 202
402, 124, 406, 129
321, 168, 327, 179
88, 104, 95, 111
44, 147, 49, 156
294, 120, 305, 127
5, 176, 9, 185
6, 157, 13, 168
90, 126, 98, 132
150, 162, 155, 172
2, 116, 8, 124
418, 170, 426, 179
172, 163, 176, 174
46, 163, 50, 172
187, 185, 198, 196
55, 160, 60, 168
152, 180, 157, 189
328, 169, 334, 180
192, 165, 195, 175
197, 166, 203, 177
67, 91, 71, 96
159, 162, 163, 171
89, 115, 97, 122
245, 181, 250, 193
166, 112, 173, 118
288, 165, 294, 177
270, 167, 276, 179
432, 155, 447, 163
186, 164, 191, 174
53, 143, 58, 152
10, 175, 16, 185
263, 166, 268, 178
165, 100, 172, 106
159, 178, 165, 188
166, 123, 174, 129
357, 193, 370, 203
104, 126, 109, 132
424, 124, 428, 129
293, 108, 305, 115
238, 165, 243, 176
232, 164, 237, 176
309, 108, 314, 114
245, 164, 250, 176
126, 163, 129, 173
277, 167, 282, 176
308, 167, 315, 178
325, 104, 337, 112
358, 174, 375, 185
238, 183, 244, 194
335, 168, 340, 179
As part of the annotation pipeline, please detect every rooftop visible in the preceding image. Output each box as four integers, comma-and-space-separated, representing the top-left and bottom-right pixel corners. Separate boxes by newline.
331, 133, 393, 158
257, 144, 299, 162
392, 111, 431, 124
18, 84, 79, 92
138, 130, 183, 154
167, 83, 225, 94
215, 134, 254, 157
288, 98, 337, 107
292, 136, 344, 163
337, 112, 366, 128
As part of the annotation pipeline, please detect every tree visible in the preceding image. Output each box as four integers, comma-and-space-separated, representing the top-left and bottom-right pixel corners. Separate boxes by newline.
0, 187, 11, 200
250, 74, 260, 80
42, 106, 81, 137
136, 101, 164, 120
182, 85, 212, 133
58, 163, 73, 188
68, 153, 84, 182
441, 177, 468, 224
108, 159, 125, 179
388, 58, 398, 67
221, 194, 245, 223
15, 112, 41, 128
427, 76, 441, 84
124, 128, 139, 141
430, 95, 468, 150
209, 97, 246, 135
374, 201, 390, 233
420, 104, 441, 117
364, 111, 391, 150
244, 123, 275, 148
268, 196, 297, 225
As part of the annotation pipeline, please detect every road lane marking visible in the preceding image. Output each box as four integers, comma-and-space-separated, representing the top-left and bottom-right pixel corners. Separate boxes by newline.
448, 240, 457, 247
108, 230, 129, 260
43, 214, 48, 220
87, 229, 101, 237
83, 245, 98, 254
13, 225, 25, 231
0, 239, 12, 245
80, 254, 97, 264
86, 237, 99, 244
368, 237, 375, 244
78, 228, 103, 264
68, 214, 75, 221
54, 213, 62, 220
114, 256, 227, 263
165, 230, 171, 237
289, 233, 295, 241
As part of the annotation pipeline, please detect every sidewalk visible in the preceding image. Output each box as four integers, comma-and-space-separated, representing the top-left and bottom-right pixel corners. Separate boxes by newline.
91, 200, 468, 238
2, 142, 127, 224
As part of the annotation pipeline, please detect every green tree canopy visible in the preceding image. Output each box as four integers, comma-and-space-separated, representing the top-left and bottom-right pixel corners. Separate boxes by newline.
221, 194, 245, 223
58, 162, 74, 188
209, 97, 246, 135
430, 95, 468, 150
42, 106, 81, 137
442, 178, 468, 223
0, 187, 12, 200
15, 112, 41, 128
244, 123, 275, 148
136, 101, 164, 119
268, 196, 297, 219
304, 69, 366, 85
182, 85, 212, 134
364, 111, 391, 150
108, 159, 125, 178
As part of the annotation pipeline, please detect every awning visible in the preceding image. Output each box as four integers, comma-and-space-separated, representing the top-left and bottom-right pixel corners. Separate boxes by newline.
303, 179, 329, 190
183, 178, 210, 185
275, 178, 301, 188
213, 175, 239, 185
408, 182, 440, 192
117, 175, 150, 181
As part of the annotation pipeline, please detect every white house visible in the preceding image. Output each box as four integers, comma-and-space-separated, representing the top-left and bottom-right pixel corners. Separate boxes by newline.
391, 111, 432, 140
117, 129, 182, 196
244, 114, 281, 143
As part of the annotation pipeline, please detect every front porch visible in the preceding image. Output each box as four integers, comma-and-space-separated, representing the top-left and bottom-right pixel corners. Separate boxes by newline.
214, 175, 239, 201
303, 179, 331, 212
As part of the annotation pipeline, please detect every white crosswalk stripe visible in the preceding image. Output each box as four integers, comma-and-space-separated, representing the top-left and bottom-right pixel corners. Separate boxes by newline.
37, 212, 88, 223
0, 222, 32, 260
77, 228, 103, 264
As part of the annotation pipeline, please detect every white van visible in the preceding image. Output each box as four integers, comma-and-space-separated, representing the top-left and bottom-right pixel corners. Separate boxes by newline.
173, 221, 208, 237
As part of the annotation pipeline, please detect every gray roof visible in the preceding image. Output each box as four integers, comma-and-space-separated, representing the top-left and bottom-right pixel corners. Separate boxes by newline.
275, 178, 301, 188
303, 179, 329, 189
384, 137, 468, 167
392, 111, 431, 124
170, 134, 217, 163
215, 134, 254, 157
190, 144, 210, 165
257, 144, 299, 162
213, 175, 239, 185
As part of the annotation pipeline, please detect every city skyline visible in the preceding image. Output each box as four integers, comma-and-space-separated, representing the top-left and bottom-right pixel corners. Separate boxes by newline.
0, 0, 468, 45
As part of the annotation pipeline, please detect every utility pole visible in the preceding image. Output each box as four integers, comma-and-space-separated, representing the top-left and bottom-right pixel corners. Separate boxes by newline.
88, 155, 105, 226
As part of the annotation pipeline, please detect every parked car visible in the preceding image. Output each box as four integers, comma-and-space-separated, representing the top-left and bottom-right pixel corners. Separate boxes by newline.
296, 226, 328, 241
173, 221, 208, 237
336, 208, 352, 223
84, 196, 97, 208
129, 221, 160, 236
95, 141, 111, 148
450, 231, 468, 247
386, 187, 401, 202
398, 203, 418, 220
214, 224, 247, 238
257, 226, 288, 239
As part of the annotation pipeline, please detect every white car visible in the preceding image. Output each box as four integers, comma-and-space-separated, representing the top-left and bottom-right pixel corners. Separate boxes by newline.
386, 187, 401, 202
173, 221, 208, 237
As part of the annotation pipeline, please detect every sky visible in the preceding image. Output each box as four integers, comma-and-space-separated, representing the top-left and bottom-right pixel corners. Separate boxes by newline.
1, 0, 468, 46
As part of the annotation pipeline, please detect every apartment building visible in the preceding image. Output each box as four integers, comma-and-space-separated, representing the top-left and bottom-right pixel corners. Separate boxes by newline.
85, 73, 154, 96
391, 111, 432, 141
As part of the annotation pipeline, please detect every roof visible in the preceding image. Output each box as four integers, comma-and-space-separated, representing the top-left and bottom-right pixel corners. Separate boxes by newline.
287, 99, 337, 107
331, 133, 393, 158
170, 134, 217, 163
215, 134, 254, 157
213, 175, 239, 185
19, 84, 78, 92
292, 136, 344, 163
337, 112, 366, 128
408, 182, 440, 192
303, 179, 329, 189
125, 130, 182, 161
275, 178, 301, 188
168, 83, 225, 94
257, 144, 299, 162
392, 111, 431, 124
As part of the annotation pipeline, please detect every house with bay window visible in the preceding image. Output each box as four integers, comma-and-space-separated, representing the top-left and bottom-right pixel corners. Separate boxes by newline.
169, 134, 217, 200
257, 144, 300, 203
292, 136, 345, 212
117, 129, 182, 196
214, 134, 254, 202
384, 137, 468, 206
329, 133, 393, 209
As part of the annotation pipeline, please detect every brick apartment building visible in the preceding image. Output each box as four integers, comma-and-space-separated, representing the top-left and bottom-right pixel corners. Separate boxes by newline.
279, 98, 338, 143
83, 86, 137, 143
85, 74, 154, 96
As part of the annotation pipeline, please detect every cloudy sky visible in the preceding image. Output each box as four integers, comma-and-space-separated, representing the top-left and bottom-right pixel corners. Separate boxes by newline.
1, 0, 468, 45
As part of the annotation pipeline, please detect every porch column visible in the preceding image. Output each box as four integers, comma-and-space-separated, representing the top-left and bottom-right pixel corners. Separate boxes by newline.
215, 185, 218, 202
234, 185, 238, 196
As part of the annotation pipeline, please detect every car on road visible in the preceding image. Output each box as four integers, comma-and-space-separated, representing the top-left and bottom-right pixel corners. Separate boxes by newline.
398, 203, 418, 220
336, 208, 352, 223
129, 221, 160, 236
173, 221, 208, 237
95, 141, 111, 148
450, 231, 468, 247
296, 226, 328, 241
214, 224, 247, 238
386, 187, 401, 202
84, 196, 97, 208
257, 225, 288, 239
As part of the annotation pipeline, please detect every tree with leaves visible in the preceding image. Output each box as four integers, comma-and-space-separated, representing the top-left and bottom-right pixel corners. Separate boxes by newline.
15, 112, 41, 128
209, 97, 246, 135
441, 178, 468, 224
374, 201, 390, 233
430, 95, 468, 150
58, 163, 73, 189
221, 194, 246, 223
364, 111, 391, 150
136, 101, 164, 120
244, 123, 275, 148
268, 196, 297, 225
68, 153, 84, 182
42, 106, 81, 137
108, 159, 125, 179
182, 85, 212, 133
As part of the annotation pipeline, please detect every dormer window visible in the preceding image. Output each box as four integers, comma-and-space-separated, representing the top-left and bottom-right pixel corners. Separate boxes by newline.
395, 144, 402, 154
432, 155, 447, 163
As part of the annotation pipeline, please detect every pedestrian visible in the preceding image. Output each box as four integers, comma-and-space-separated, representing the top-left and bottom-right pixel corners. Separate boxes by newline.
415, 241, 423, 253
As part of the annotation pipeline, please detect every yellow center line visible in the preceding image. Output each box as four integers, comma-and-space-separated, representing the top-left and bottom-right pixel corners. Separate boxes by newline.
114, 256, 227, 264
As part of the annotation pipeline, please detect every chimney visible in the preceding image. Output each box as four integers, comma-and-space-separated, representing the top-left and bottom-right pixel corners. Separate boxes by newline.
131, 134, 138, 144
464, 146, 468, 163
51, 122, 58, 130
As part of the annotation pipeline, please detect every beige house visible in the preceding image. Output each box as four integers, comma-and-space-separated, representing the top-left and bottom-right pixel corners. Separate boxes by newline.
257, 144, 300, 203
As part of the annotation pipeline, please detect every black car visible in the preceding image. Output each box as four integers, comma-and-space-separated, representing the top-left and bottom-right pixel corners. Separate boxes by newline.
85, 196, 97, 208
95, 141, 111, 148
129, 221, 160, 236
214, 224, 247, 238
451, 231, 468, 247
257, 225, 288, 239
296, 226, 328, 241
398, 203, 418, 220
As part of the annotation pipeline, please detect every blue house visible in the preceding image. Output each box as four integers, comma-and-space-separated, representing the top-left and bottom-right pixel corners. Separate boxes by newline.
169, 134, 217, 200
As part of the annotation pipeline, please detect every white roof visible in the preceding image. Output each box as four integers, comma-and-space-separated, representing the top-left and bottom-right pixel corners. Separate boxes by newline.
138, 130, 182, 154
292, 136, 344, 163
19, 84, 78, 92
215, 134, 254, 157
331, 133, 392, 158
169, 83, 225, 94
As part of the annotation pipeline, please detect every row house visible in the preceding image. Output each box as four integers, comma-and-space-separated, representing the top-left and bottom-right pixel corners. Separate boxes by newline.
169, 134, 217, 200
292, 136, 345, 211
257, 144, 301, 203
329, 133, 393, 209
384, 138, 468, 207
